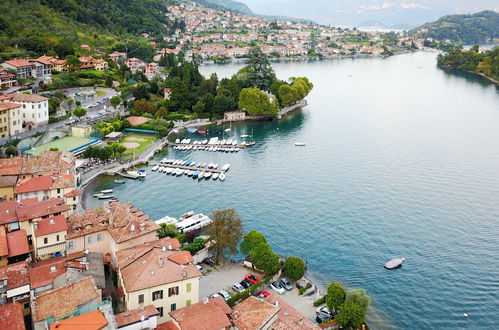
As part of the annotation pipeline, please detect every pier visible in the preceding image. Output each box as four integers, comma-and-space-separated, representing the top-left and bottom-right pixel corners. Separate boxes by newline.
156, 163, 226, 174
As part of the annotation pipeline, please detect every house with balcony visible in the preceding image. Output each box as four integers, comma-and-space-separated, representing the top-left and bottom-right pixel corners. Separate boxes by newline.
125, 58, 147, 73
116, 238, 202, 324
0, 68, 16, 90
32, 215, 68, 261
1, 59, 35, 79
0, 262, 31, 314
14, 174, 77, 204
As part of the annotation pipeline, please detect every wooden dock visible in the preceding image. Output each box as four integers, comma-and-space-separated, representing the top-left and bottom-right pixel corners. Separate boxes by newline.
169, 142, 255, 150
157, 163, 225, 174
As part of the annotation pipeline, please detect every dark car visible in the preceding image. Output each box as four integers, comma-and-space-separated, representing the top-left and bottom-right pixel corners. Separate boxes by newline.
280, 278, 293, 291
203, 258, 215, 266
240, 279, 252, 289
316, 314, 329, 324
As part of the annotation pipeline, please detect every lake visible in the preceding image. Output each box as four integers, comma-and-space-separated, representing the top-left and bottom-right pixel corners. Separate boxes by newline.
85, 51, 499, 329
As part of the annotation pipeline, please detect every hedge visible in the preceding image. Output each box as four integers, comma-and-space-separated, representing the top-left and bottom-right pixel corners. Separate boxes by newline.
226, 276, 271, 307
314, 295, 327, 307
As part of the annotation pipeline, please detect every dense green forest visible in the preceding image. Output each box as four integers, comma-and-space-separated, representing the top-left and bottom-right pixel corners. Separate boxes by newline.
0, 0, 177, 59
193, 0, 252, 15
437, 46, 499, 82
410, 11, 499, 44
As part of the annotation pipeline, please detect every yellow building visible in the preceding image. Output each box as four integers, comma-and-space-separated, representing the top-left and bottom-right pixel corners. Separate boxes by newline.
71, 124, 92, 138
32, 215, 68, 260
116, 238, 202, 324
0, 175, 17, 202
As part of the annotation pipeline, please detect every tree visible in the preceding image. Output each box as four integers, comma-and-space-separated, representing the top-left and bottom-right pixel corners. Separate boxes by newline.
283, 256, 306, 281
346, 289, 371, 315
238, 88, 278, 117
133, 84, 150, 100
110, 96, 122, 110
133, 99, 155, 114
246, 46, 276, 90
278, 84, 296, 107
335, 301, 365, 329
73, 107, 87, 118
205, 209, 243, 264
65, 55, 81, 71
326, 282, 346, 311
240, 230, 267, 255
105, 75, 113, 88
156, 107, 168, 118
250, 242, 281, 275
5, 145, 17, 157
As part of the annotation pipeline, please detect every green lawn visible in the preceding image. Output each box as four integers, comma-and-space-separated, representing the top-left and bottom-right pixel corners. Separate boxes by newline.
27, 136, 94, 156
119, 135, 156, 159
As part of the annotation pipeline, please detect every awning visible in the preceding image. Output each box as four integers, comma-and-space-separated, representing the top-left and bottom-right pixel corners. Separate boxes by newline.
37, 242, 66, 256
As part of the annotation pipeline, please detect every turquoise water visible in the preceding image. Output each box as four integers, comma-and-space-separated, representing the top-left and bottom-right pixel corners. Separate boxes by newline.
85, 52, 499, 329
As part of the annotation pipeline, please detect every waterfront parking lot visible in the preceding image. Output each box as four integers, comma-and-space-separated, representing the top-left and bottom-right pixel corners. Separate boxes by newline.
199, 262, 261, 299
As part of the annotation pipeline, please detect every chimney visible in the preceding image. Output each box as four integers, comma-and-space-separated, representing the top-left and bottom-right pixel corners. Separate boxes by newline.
162, 246, 166, 251
33, 221, 38, 231
233, 310, 239, 320
203, 297, 209, 304
130, 224, 135, 232
182, 265, 187, 278
275, 301, 279, 307
159, 257, 164, 268
167, 243, 172, 250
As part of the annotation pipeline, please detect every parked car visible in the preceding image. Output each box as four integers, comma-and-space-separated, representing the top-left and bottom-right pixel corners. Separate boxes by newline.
316, 314, 329, 324
316, 306, 334, 320
203, 258, 215, 266
210, 293, 220, 299
270, 281, 285, 295
280, 278, 293, 291
256, 290, 270, 298
245, 274, 261, 284
240, 279, 251, 289
195, 264, 204, 273
218, 290, 231, 301
232, 283, 245, 293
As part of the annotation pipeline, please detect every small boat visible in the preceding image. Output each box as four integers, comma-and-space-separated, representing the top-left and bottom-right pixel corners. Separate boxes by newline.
185, 161, 192, 166
110, 197, 119, 202
166, 168, 173, 174
151, 165, 159, 171
190, 162, 196, 167
198, 171, 205, 179
384, 258, 405, 269
114, 179, 126, 184
224, 128, 231, 132
93, 193, 104, 198
187, 128, 197, 133
219, 173, 226, 181
192, 170, 200, 178
197, 130, 206, 134
200, 163, 207, 168
187, 171, 193, 176
212, 163, 218, 169
240, 134, 250, 138
101, 189, 113, 194
212, 173, 219, 180
204, 172, 212, 179
127, 170, 146, 178
295, 142, 306, 146
221, 163, 230, 171
177, 169, 184, 176
98, 195, 114, 199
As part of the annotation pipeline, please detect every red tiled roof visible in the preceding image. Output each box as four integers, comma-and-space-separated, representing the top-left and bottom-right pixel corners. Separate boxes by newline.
168, 250, 193, 265
0, 227, 8, 256
0, 175, 17, 188
6, 230, 29, 257
64, 189, 81, 197
115, 305, 160, 327
49, 310, 108, 330
22, 150, 74, 176
15, 174, 74, 194
156, 321, 180, 330
0, 102, 22, 110
126, 116, 151, 126
169, 297, 232, 330
0, 261, 30, 289
33, 277, 100, 322
232, 296, 280, 330
0, 158, 23, 176
0, 303, 25, 330
4, 59, 34, 67
16, 198, 69, 222
29, 259, 66, 289
10, 93, 48, 102
31, 58, 52, 65
34, 215, 68, 236
0, 202, 19, 225
264, 294, 320, 329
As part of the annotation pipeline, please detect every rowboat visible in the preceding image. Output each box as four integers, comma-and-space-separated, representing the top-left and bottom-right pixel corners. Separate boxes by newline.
384, 258, 405, 269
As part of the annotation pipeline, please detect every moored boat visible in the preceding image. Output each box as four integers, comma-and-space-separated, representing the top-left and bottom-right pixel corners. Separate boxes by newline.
219, 173, 226, 181
101, 189, 113, 194
212, 173, 219, 180
98, 194, 114, 199
114, 179, 126, 184
384, 258, 405, 269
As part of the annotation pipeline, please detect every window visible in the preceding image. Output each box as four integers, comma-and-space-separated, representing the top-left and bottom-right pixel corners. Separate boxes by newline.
24, 303, 29, 310
138, 294, 144, 304
170, 303, 176, 312
158, 307, 163, 318
56, 235, 60, 242
152, 290, 163, 301
87, 235, 96, 244
67, 241, 74, 249
186, 300, 191, 306
57, 188, 61, 193
96, 233, 103, 241
44, 237, 48, 244
168, 286, 179, 297
186, 283, 191, 293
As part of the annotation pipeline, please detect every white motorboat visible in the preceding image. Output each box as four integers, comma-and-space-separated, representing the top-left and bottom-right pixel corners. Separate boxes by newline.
385, 258, 405, 269
219, 173, 226, 181
166, 168, 173, 174
127, 170, 146, 178
240, 134, 250, 138
177, 169, 184, 176
212, 173, 219, 180
198, 171, 205, 179
190, 162, 196, 167
294, 142, 306, 146
151, 165, 159, 171
93, 193, 104, 197
98, 194, 114, 199
226, 139, 232, 145
213, 163, 218, 169
235, 148, 240, 152
204, 172, 212, 179
101, 189, 113, 194
175, 139, 180, 143
187, 171, 193, 176
221, 163, 230, 171
208, 163, 214, 169
200, 163, 207, 168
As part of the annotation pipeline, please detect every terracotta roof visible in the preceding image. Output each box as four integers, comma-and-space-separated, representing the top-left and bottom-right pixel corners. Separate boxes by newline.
29, 259, 66, 289
31, 58, 52, 65
6, 230, 29, 257
169, 297, 232, 330
15, 174, 74, 194
10, 93, 48, 102
64, 189, 81, 198
0, 102, 22, 110
0, 303, 25, 330
37, 56, 57, 63
66, 203, 160, 243
156, 321, 180, 330
0, 227, 8, 256
4, 59, 34, 67
33, 277, 100, 322
49, 310, 108, 330
0, 158, 23, 176
0, 261, 30, 289
0, 202, 18, 225
232, 296, 280, 330
16, 198, 69, 222
126, 116, 151, 126
34, 215, 68, 236
0, 175, 17, 188
264, 294, 320, 329
118, 246, 201, 293
115, 305, 160, 327
116, 237, 181, 269
168, 251, 194, 265
22, 151, 74, 175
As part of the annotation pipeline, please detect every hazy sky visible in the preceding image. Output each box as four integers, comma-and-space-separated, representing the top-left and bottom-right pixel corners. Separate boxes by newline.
237, 0, 499, 27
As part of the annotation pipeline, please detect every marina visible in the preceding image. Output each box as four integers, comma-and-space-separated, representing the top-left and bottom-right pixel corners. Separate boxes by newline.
150, 158, 230, 180
170, 137, 255, 153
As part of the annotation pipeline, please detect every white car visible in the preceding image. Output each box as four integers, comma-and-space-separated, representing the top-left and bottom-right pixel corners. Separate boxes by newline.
195, 264, 204, 273
232, 283, 245, 293
217, 290, 232, 301
316, 306, 334, 320
270, 281, 285, 295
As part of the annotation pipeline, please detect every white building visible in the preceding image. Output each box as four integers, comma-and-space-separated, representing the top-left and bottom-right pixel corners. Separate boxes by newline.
0, 93, 49, 127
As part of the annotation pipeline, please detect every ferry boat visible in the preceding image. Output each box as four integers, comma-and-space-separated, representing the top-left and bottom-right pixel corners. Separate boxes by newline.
155, 212, 213, 233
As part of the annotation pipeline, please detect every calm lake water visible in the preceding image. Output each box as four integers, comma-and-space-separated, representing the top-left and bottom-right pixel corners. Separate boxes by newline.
85, 52, 499, 329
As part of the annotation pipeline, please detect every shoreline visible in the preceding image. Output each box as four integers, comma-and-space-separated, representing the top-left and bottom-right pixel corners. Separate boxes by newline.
439, 65, 499, 85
